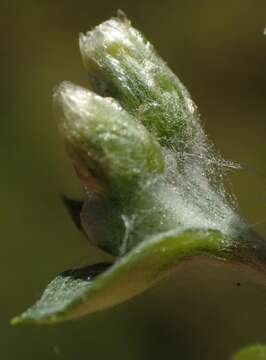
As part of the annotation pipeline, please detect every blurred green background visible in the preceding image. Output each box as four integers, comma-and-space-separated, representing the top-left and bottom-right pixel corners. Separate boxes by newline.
2, 1, 266, 359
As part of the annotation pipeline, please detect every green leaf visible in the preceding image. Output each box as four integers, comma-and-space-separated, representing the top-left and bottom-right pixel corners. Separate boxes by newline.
11, 228, 228, 324
232, 345, 266, 360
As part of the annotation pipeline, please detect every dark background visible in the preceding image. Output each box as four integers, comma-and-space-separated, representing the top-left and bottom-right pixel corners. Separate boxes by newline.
1, 1, 266, 359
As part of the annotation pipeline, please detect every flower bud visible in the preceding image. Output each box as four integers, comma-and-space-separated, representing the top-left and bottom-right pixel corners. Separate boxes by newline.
79, 17, 198, 148
54, 81, 164, 197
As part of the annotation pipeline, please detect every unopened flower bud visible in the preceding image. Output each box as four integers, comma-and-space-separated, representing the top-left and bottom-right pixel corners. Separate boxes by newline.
54, 81, 164, 197
79, 17, 198, 148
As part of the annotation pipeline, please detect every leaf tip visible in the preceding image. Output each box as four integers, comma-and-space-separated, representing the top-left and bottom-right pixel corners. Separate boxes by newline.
10, 314, 25, 326
10, 310, 36, 326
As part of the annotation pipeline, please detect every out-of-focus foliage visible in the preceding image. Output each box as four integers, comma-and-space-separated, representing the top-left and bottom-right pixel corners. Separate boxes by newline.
2, 1, 266, 359
233, 344, 266, 360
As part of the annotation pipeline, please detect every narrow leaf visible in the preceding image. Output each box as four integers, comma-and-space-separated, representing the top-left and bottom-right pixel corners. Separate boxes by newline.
12, 228, 228, 324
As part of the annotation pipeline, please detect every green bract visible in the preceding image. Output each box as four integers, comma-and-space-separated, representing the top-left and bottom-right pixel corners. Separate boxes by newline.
12, 13, 266, 325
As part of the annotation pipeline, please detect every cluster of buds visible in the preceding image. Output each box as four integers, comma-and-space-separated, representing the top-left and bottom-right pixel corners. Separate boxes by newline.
55, 13, 248, 257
